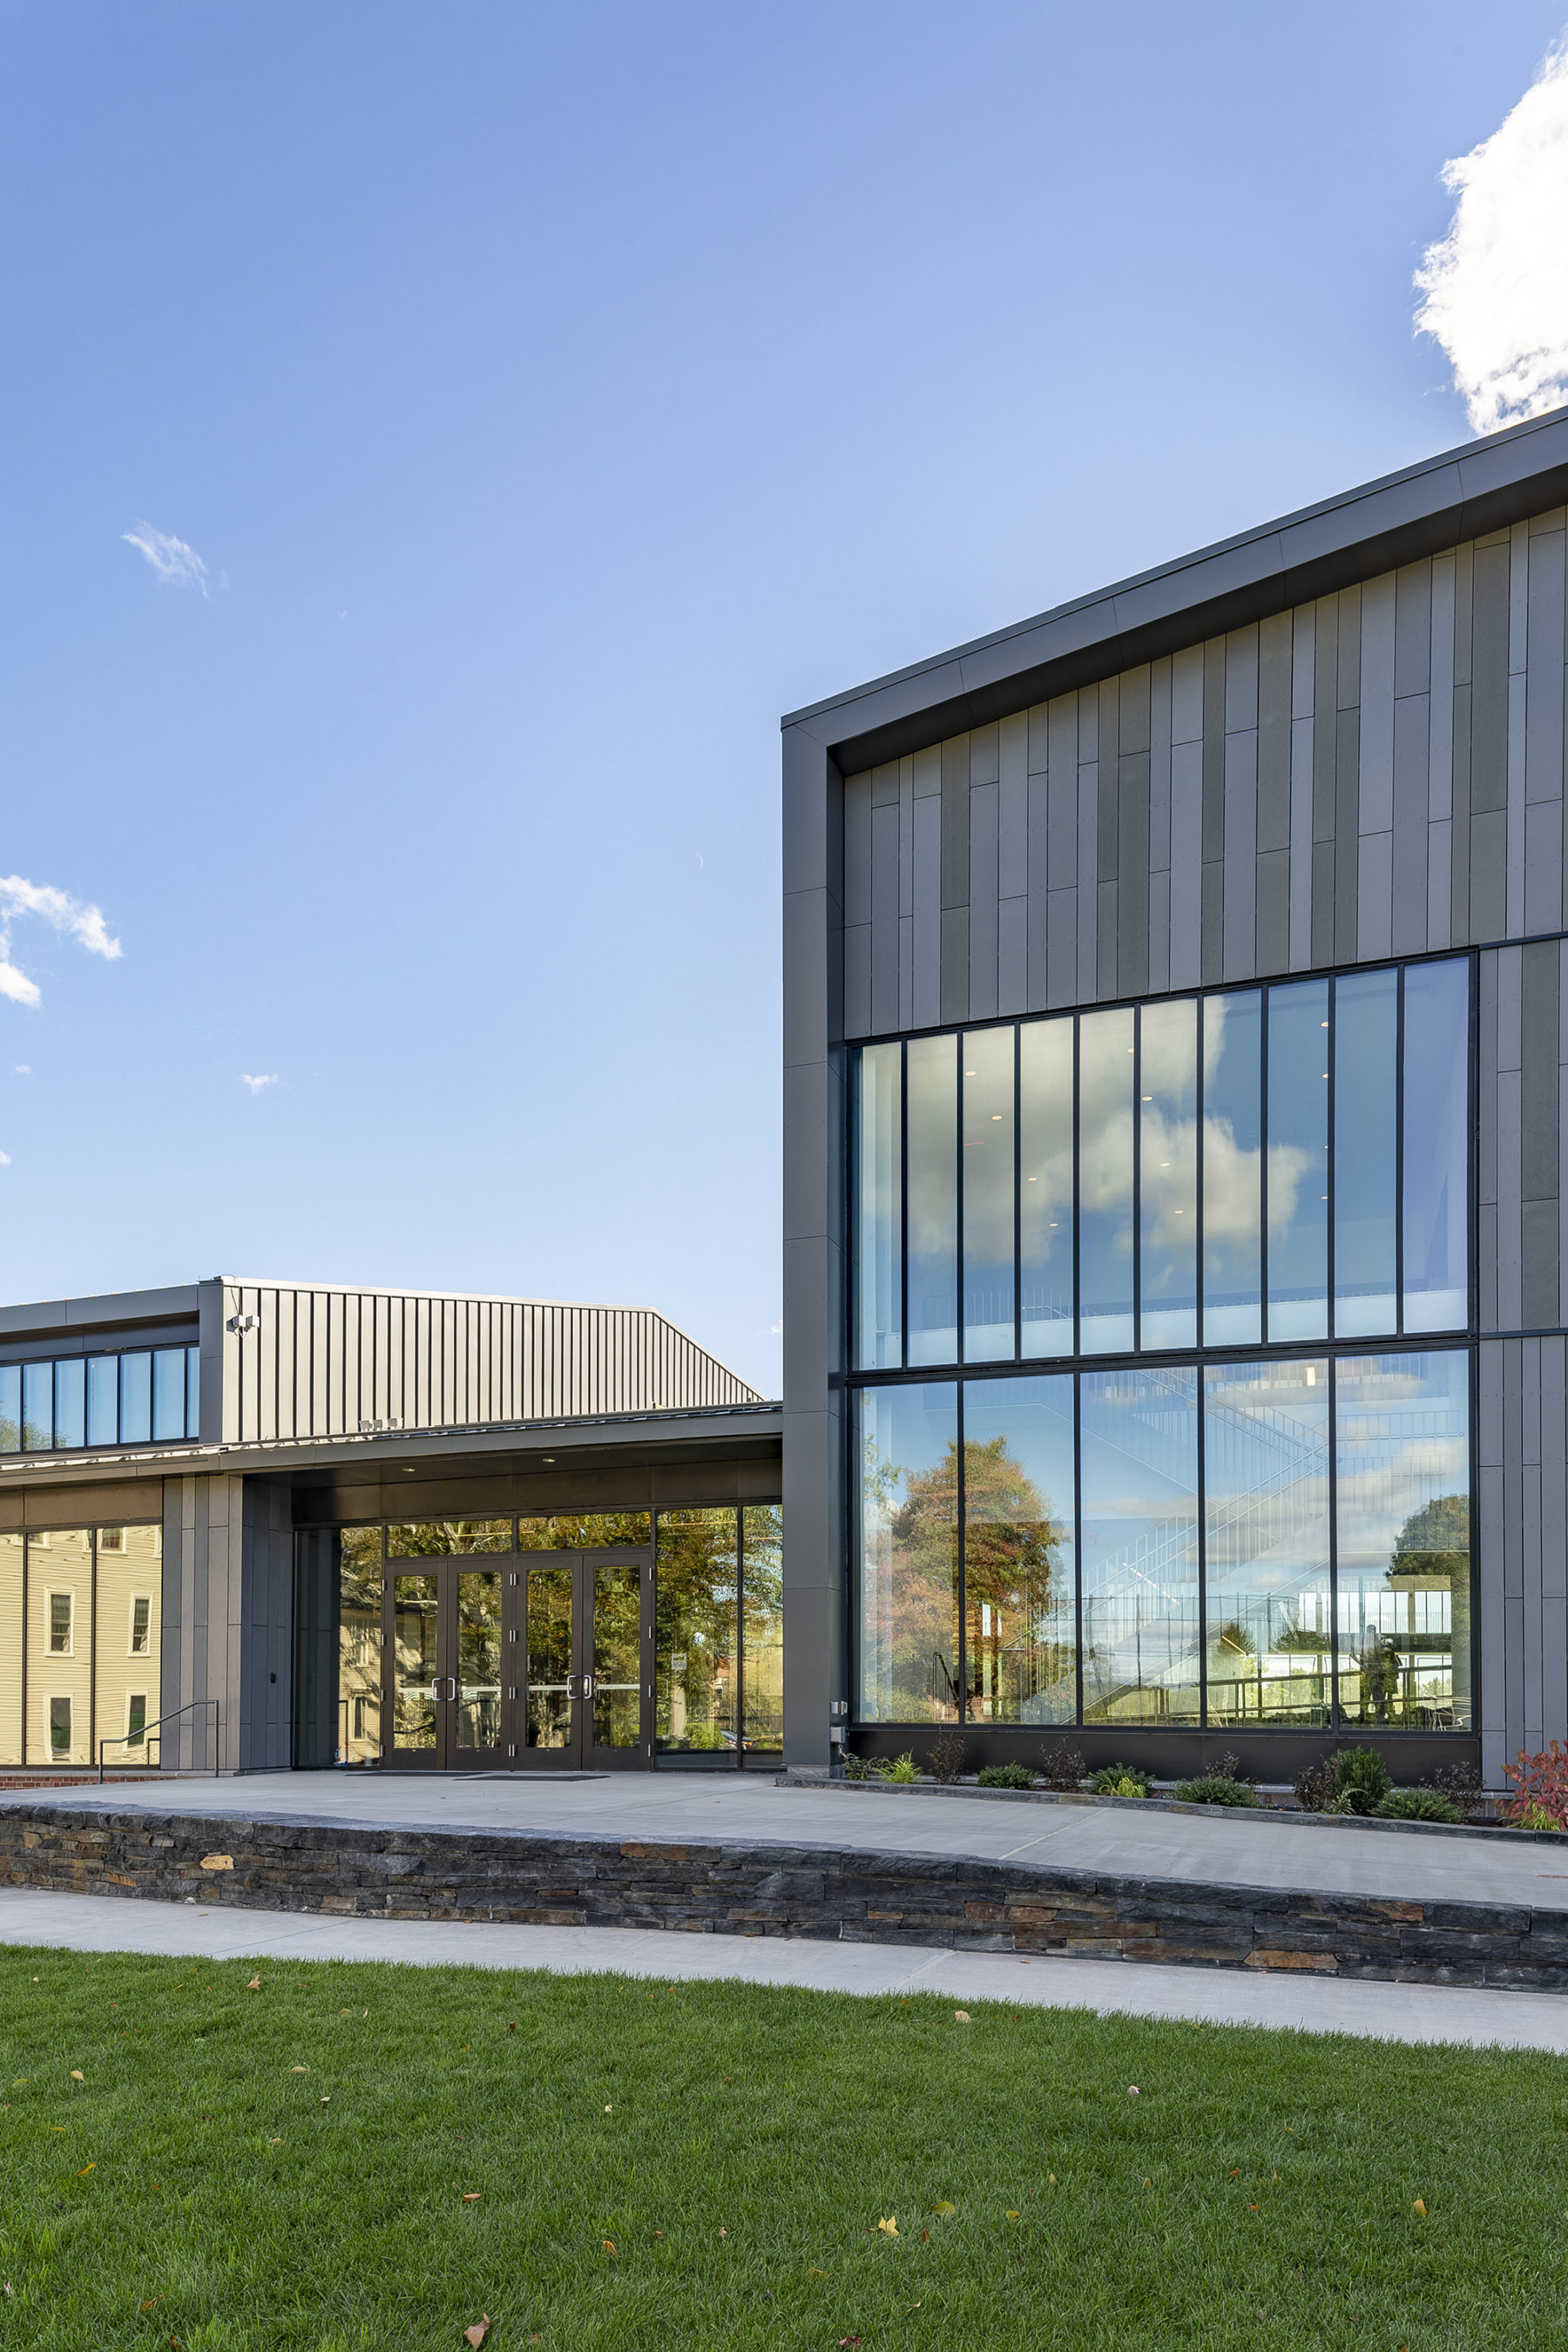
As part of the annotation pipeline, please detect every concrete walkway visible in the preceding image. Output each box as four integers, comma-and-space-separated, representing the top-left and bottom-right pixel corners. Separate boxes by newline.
3, 1883, 1566, 2051
0, 1769, 1558, 1910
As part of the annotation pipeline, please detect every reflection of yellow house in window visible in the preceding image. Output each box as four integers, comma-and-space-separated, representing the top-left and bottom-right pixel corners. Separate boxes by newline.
28, 1528, 91, 1763
95, 1526, 161, 1763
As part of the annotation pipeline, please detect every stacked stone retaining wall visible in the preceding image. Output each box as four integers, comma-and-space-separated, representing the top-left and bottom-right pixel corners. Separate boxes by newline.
1, 1805, 1565, 1990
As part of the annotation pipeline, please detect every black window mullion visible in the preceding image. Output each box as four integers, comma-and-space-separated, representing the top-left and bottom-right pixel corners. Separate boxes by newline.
1395, 964, 1405, 1336
734, 1507, 744, 1773
1260, 985, 1270, 1344
899, 1041, 909, 1369
1327, 977, 1337, 1342
1013, 1022, 1023, 1362
1072, 1370, 1085, 1729
1132, 1005, 1142, 1355
956, 1038, 965, 1369
1328, 1355, 1342, 1729
1196, 1362, 1208, 1732
1195, 994, 1206, 1345
956, 1377, 966, 1730
1071, 1017, 1082, 1356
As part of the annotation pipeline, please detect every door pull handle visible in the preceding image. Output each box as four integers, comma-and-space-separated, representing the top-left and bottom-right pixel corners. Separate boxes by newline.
583, 1673, 595, 1699
564, 1673, 579, 1699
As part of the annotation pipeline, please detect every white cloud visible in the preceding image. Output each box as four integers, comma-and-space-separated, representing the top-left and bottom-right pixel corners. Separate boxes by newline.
1415, 37, 1568, 433
240, 1072, 279, 1095
11, 1064, 27, 1074
121, 521, 209, 594
0, 1152, 10, 1167
0, 875, 121, 1010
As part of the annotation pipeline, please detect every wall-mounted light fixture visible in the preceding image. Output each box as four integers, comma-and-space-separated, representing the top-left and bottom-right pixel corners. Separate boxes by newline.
226, 1314, 260, 1335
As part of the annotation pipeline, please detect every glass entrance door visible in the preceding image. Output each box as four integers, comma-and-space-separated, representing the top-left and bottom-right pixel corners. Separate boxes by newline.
386, 1563, 504, 1769
521, 1553, 650, 1770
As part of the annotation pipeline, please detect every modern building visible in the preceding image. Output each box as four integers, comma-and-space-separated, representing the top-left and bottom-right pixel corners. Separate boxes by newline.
0, 1277, 781, 1774
782, 402, 1568, 1788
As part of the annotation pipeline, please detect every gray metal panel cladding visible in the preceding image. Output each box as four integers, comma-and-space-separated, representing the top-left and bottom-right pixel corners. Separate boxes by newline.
216, 1284, 761, 1443
829, 495, 1568, 1044
1480, 1335, 1568, 1772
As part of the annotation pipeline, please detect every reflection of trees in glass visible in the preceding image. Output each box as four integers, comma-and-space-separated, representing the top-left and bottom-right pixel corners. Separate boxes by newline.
656, 1510, 738, 1750
961, 1436, 1072, 1716
742, 1504, 783, 1751
388, 1519, 511, 1556
337, 1525, 382, 1761
864, 1434, 957, 1720
518, 1512, 652, 1549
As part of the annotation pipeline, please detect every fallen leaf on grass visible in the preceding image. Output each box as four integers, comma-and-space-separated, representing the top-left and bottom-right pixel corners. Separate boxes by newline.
602, 2240, 616, 2257
1047, 2173, 1057, 2187
876, 2216, 897, 2236
139, 2298, 159, 2311
462, 2193, 481, 2203
840, 2338, 862, 2348
69, 2072, 83, 2084
952, 2010, 970, 2024
1247, 2203, 1260, 2212
1143, 2178, 1152, 2191
290, 2066, 308, 2075
604, 2104, 612, 2113
269, 2139, 282, 2147
1413, 2199, 1428, 2217
1227, 2168, 1240, 2180
903, 2305, 923, 2317
1126, 2085, 1139, 2098
719, 2227, 729, 2239
320, 2097, 331, 2107
464, 2316, 490, 2347
931, 2201, 956, 2216
920, 2229, 929, 2242
77, 2164, 94, 2176
806, 2267, 828, 2276
246, 1977, 260, 1992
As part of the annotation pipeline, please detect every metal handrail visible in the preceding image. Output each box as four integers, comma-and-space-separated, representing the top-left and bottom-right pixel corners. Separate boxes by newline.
98, 1697, 220, 1783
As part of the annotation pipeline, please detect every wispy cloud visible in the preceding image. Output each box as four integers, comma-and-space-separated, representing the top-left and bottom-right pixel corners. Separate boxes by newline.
121, 521, 210, 594
240, 1073, 279, 1095
1415, 37, 1568, 433
0, 875, 121, 1010
0, 1152, 10, 1168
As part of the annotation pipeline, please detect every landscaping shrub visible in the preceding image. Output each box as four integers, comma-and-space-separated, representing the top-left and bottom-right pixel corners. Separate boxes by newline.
976, 1761, 1037, 1790
1424, 1757, 1482, 1806
1090, 1763, 1152, 1798
1293, 1758, 1336, 1815
925, 1726, 967, 1784
1329, 1746, 1393, 1815
1374, 1788, 1466, 1823
1504, 1740, 1568, 1829
839, 1749, 879, 1781
1036, 1739, 1086, 1790
879, 1752, 922, 1784
1173, 1774, 1261, 1807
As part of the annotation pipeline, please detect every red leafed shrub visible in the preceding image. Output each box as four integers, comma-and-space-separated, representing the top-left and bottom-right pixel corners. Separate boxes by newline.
1503, 1741, 1568, 1828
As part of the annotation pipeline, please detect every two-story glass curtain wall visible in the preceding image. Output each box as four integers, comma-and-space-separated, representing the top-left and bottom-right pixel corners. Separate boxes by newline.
855, 1350, 1470, 1733
852, 957, 1470, 1368
0, 1347, 200, 1455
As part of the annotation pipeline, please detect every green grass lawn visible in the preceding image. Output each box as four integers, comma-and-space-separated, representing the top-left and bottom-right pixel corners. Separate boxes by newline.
0, 1940, 1563, 2350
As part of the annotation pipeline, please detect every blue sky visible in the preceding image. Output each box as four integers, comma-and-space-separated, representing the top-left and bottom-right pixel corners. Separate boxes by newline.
0, 1, 1563, 1395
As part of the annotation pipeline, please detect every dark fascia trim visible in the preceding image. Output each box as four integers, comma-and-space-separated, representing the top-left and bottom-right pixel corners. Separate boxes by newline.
0, 1287, 202, 1348
783, 405, 1568, 774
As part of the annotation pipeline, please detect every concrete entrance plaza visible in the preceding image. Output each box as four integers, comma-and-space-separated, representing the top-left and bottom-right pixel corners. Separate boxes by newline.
4, 1772, 1568, 2050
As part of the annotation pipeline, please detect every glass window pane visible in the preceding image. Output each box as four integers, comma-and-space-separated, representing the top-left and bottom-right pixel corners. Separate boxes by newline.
1203, 1359, 1331, 1727
95, 1525, 162, 1764
906, 1034, 957, 1365
854, 1043, 902, 1369
22, 1362, 52, 1450
1019, 1016, 1074, 1357
962, 1375, 1076, 1724
516, 1512, 650, 1549
592, 1563, 643, 1750
1335, 1351, 1471, 1730
1081, 1369, 1200, 1727
856, 1382, 959, 1722
0, 1365, 17, 1452
388, 1518, 513, 1555
655, 1509, 738, 1753
87, 1356, 118, 1447
186, 1346, 201, 1439
0, 1533, 19, 1763
1267, 979, 1329, 1341
525, 1565, 573, 1749
27, 1529, 92, 1763
1334, 968, 1397, 1336
152, 1349, 185, 1442
1078, 1007, 1135, 1354
1139, 998, 1197, 1350
391, 1573, 439, 1749
963, 1028, 1015, 1362
119, 1353, 152, 1444
54, 1359, 85, 1450
741, 1505, 783, 1754
1402, 958, 1469, 1334
339, 1526, 382, 1763
1202, 991, 1261, 1346
456, 1571, 503, 1750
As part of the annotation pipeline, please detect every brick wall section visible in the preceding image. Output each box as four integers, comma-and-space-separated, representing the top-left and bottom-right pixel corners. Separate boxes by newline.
4, 1806, 1568, 1990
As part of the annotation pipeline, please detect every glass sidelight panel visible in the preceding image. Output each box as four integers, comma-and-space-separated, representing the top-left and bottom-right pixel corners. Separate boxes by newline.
592, 1564, 643, 1750
1080, 1369, 1200, 1727
1018, 1015, 1074, 1355
1139, 997, 1198, 1350
907, 1033, 958, 1365
1267, 979, 1329, 1341
391, 1574, 439, 1749
1202, 992, 1262, 1345
1078, 1007, 1135, 1353
525, 1567, 574, 1750
741, 1505, 784, 1753
962, 1026, 1016, 1362
339, 1527, 382, 1762
854, 1042, 903, 1369
456, 1571, 503, 1750
655, 1510, 739, 1752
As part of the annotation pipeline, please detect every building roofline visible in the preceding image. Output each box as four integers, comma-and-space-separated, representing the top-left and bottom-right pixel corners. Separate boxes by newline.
782, 403, 1568, 774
